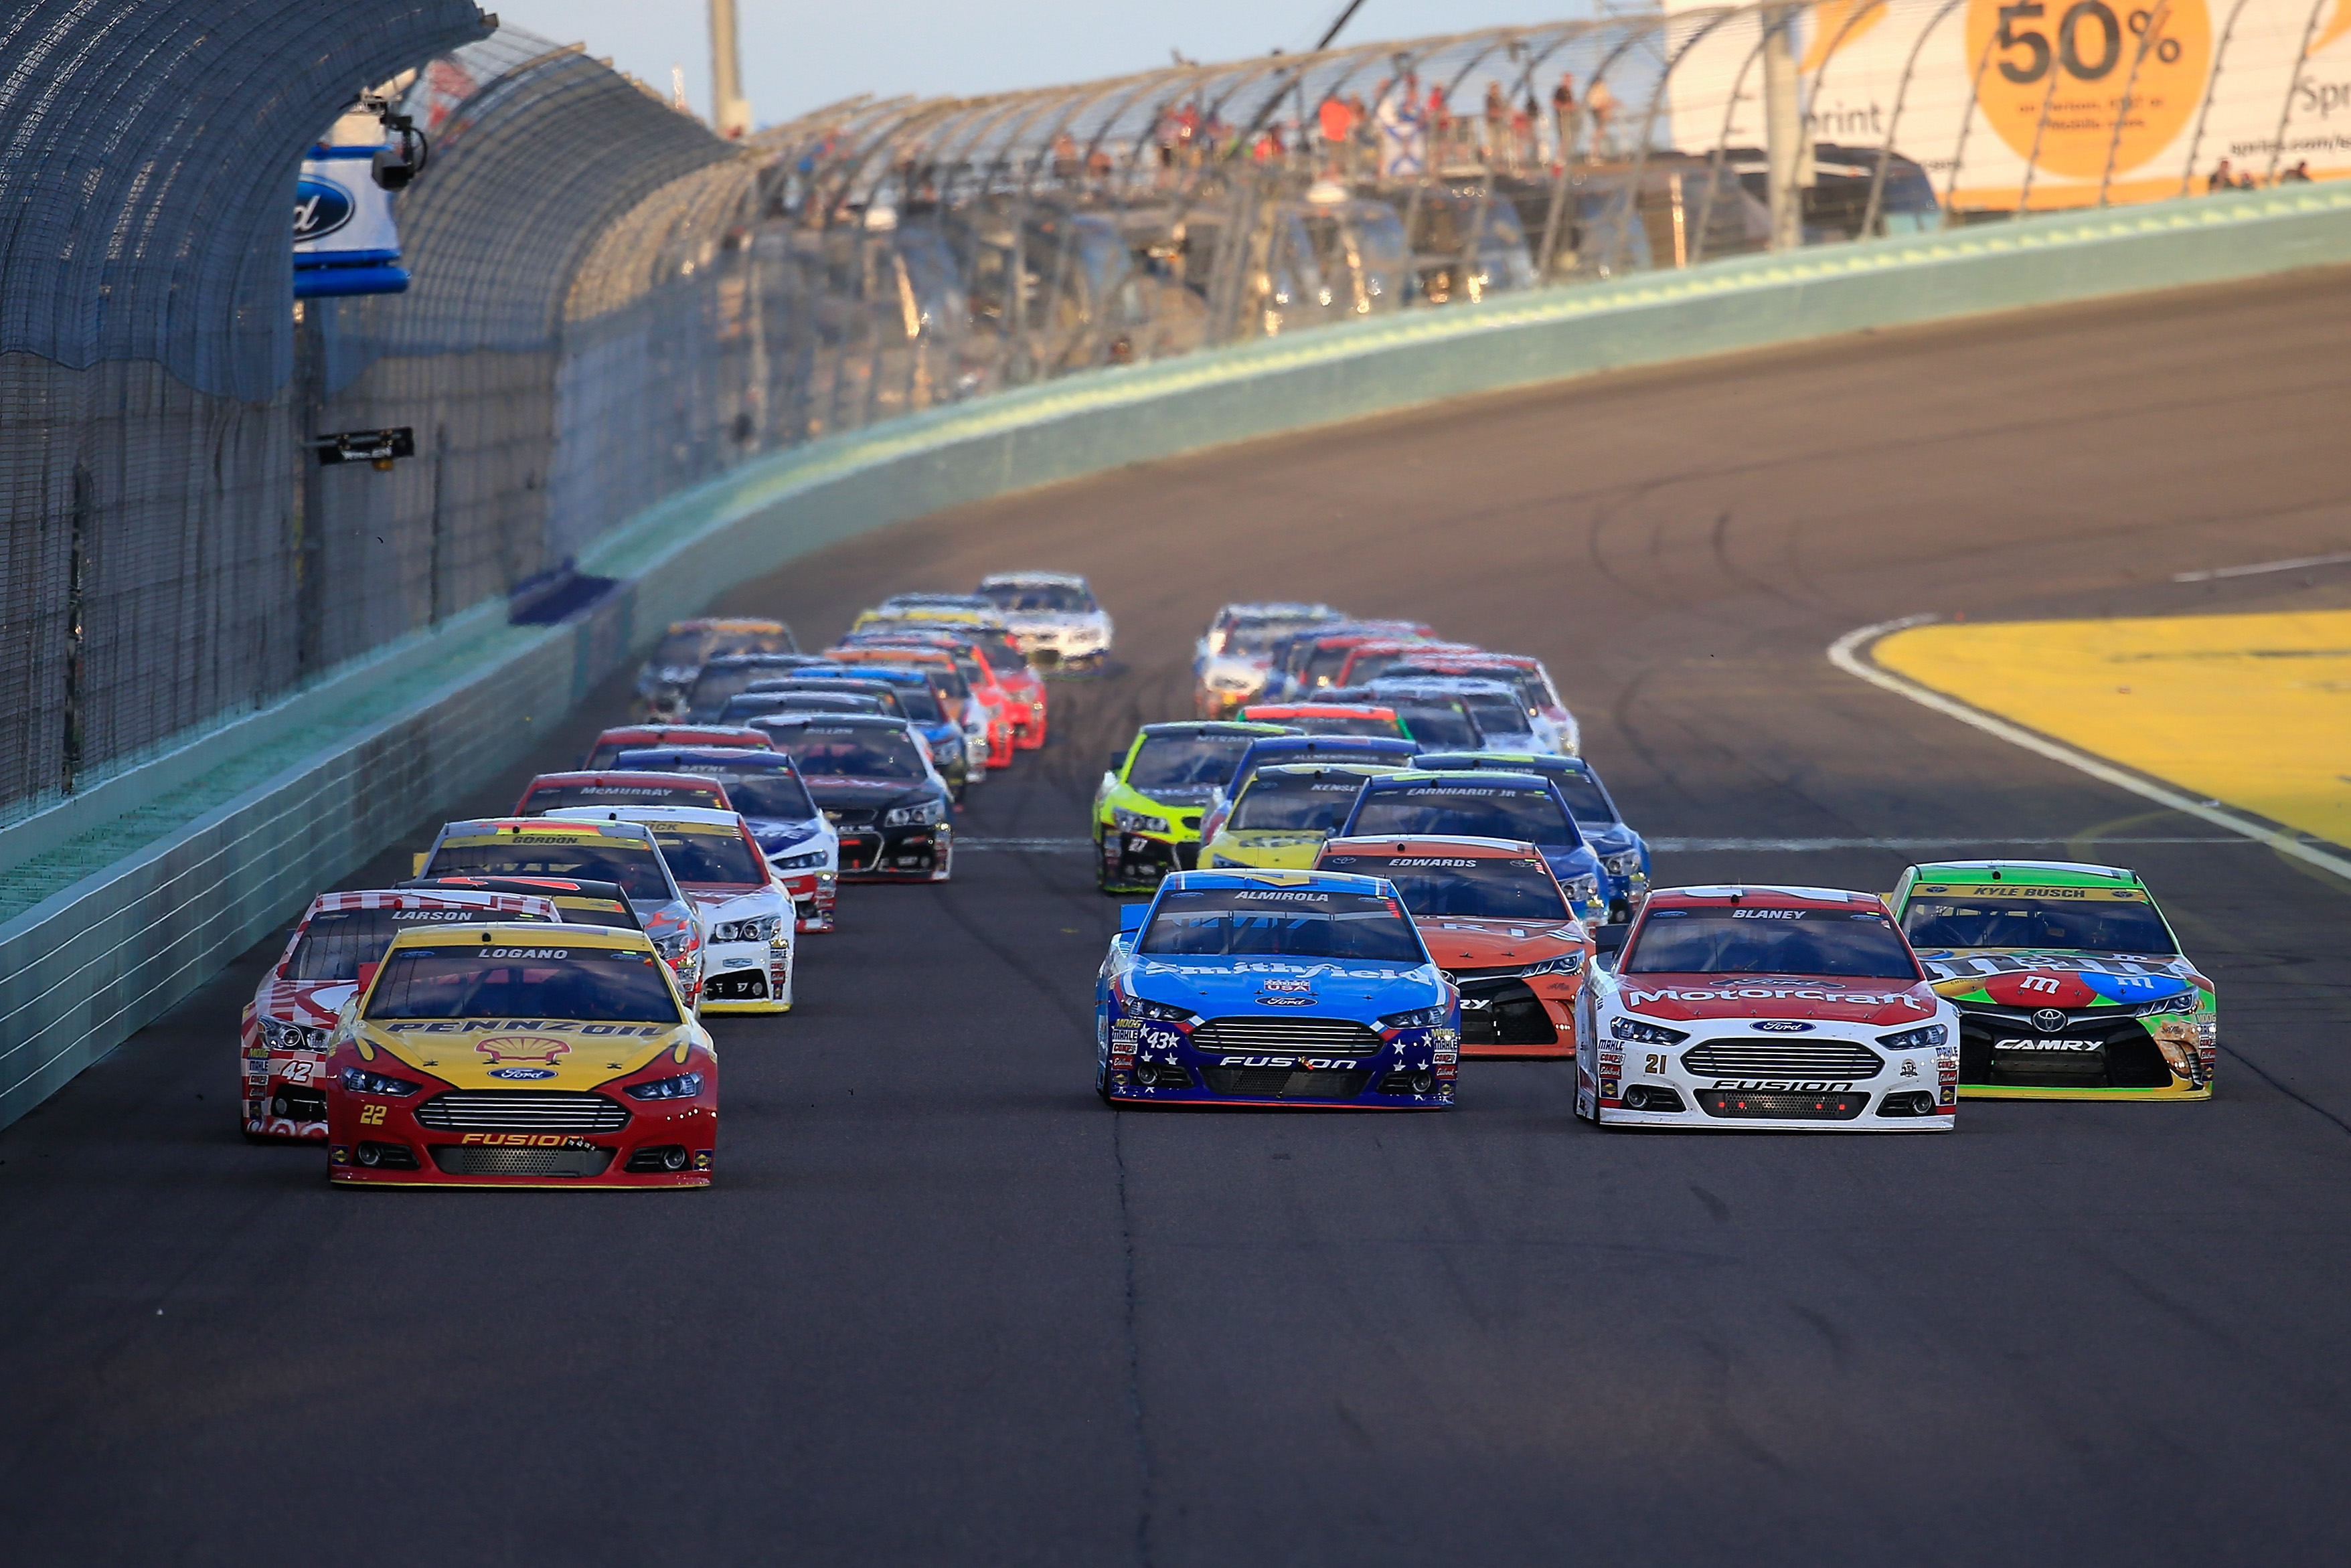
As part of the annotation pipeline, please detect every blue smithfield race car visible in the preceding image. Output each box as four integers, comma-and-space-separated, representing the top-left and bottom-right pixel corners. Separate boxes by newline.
1095, 869, 1461, 1108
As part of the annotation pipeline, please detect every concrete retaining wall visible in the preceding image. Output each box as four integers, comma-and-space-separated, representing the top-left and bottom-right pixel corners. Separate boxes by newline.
5, 181, 2347, 1130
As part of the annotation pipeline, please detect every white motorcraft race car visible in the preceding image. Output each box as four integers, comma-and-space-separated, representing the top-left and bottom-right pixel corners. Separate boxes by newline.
977, 572, 1113, 671
1578, 885, 1959, 1131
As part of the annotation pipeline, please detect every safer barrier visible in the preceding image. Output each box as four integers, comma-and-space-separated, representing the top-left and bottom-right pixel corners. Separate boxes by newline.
5, 178, 2345, 1130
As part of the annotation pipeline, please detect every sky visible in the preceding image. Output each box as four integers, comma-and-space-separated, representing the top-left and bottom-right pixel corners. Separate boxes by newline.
486, 1, 1587, 127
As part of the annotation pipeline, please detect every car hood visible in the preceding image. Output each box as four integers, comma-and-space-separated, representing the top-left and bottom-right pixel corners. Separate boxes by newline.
1914, 948, 2202, 1006
805, 777, 937, 811
1126, 782, 1222, 809
1580, 822, 1641, 858
353, 1018, 696, 1091
1416, 917, 1585, 967
1217, 827, 1330, 851
683, 887, 783, 922
1125, 955, 1445, 1017
744, 816, 829, 853
635, 898, 698, 944
1613, 972, 1941, 1026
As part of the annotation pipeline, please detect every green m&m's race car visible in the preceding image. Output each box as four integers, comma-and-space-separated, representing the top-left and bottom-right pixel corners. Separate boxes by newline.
1888, 861, 2215, 1100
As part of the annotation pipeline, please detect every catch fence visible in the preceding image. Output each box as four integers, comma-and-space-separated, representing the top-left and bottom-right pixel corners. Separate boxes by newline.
2, 0, 2342, 828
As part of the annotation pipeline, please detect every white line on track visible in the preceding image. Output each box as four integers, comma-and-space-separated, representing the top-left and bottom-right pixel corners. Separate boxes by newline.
959, 837, 1096, 852
961, 833, 2257, 854
2171, 549, 2351, 582
1828, 615, 2351, 885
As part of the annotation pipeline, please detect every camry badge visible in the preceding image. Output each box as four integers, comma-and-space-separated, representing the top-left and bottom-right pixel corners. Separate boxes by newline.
2032, 1007, 2069, 1034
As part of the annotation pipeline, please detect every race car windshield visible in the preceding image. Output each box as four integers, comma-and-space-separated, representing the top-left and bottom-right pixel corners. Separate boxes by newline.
1343, 650, 1418, 683
709, 628, 795, 658
365, 947, 680, 1023
690, 664, 794, 718
1321, 857, 1568, 920
1277, 711, 1406, 739
424, 839, 673, 904
1900, 896, 2177, 954
767, 727, 927, 780
1226, 620, 1314, 655
288, 906, 546, 982
983, 583, 1092, 613
1231, 775, 1371, 831
1301, 644, 1360, 687
1388, 700, 1480, 750
973, 634, 1030, 674
650, 630, 710, 667
521, 780, 724, 814
1139, 887, 1425, 962
729, 693, 884, 720
1455, 691, 1532, 735
710, 770, 817, 820
1546, 769, 1615, 823
876, 683, 941, 723
1625, 909, 1921, 979
647, 826, 766, 887
1350, 786, 1576, 847
1128, 733, 1259, 790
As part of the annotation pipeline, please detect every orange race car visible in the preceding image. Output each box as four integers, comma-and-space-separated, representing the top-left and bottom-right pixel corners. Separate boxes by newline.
1317, 835, 1593, 1061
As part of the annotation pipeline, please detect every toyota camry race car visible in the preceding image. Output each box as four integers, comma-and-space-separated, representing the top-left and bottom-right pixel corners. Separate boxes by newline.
1094, 721, 1292, 892
755, 714, 955, 881
1414, 752, 1649, 922
327, 923, 717, 1187
615, 747, 839, 931
1889, 861, 2214, 1099
978, 572, 1113, 671
242, 889, 560, 1140
548, 806, 795, 1014
414, 818, 706, 1003
1577, 886, 1958, 1131
1199, 764, 1406, 871
1317, 837, 1590, 1059
1096, 869, 1459, 1108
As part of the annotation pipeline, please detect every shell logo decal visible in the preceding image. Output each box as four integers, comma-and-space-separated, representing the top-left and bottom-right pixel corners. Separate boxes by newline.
475, 1035, 571, 1065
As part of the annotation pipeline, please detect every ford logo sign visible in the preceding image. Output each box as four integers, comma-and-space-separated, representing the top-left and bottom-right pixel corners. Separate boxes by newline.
295, 176, 355, 241
1752, 1019, 1813, 1033
487, 1066, 558, 1081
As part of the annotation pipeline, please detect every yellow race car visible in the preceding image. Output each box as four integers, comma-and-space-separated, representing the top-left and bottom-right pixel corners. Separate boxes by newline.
1198, 762, 1408, 870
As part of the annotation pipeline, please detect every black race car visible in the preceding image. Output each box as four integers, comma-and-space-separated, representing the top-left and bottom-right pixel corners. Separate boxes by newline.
750, 713, 955, 881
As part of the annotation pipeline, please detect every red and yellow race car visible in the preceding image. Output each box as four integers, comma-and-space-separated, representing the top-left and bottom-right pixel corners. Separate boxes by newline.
327, 922, 718, 1188
1317, 835, 1591, 1060
242, 888, 561, 1140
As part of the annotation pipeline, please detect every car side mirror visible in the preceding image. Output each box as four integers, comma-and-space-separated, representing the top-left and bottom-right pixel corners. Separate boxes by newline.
1109, 752, 1127, 775
1119, 903, 1149, 935
1591, 924, 1629, 956
411, 852, 428, 876
356, 961, 381, 991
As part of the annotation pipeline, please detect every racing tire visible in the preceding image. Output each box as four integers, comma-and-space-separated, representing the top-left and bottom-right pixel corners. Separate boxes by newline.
1096, 835, 1119, 894
931, 841, 954, 883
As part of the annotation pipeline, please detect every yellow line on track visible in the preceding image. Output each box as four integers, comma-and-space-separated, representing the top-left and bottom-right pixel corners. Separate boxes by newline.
1873, 610, 2351, 852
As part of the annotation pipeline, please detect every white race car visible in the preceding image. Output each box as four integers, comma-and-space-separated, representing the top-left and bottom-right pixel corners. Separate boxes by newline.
1192, 601, 1344, 717
546, 804, 797, 1013
1578, 885, 1958, 1131
977, 572, 1113, 671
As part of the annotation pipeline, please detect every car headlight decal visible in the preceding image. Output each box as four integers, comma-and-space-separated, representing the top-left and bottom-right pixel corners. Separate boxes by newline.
1609, 1016, 1689, 1046
625, 1071, 705, 1101
1876, 1023, 1949, 1051
1112, 807, 1170, 835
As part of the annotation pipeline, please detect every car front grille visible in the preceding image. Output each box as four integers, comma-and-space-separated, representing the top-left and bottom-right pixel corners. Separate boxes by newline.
826, 808, 878, 826
1696, 1089, 1868, 1120
1202, 1067, 1372, 1100
1191, 1017, 1383, 1056
1681, 1040, 1884, 1078
1957, 1013, 2174, 1088
413, 1092, 631, 1132
429, 1145, 617, 1177
837, 833, 881, 871
704, 970, 771, 1000
1455, 978, 1556, 1046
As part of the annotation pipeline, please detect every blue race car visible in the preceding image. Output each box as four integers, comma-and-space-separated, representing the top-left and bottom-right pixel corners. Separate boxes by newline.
615, 746, 841, 930
1097, 869, 1460, 1108
1412, 752, 1649, 923
1337, 770, 1609, 927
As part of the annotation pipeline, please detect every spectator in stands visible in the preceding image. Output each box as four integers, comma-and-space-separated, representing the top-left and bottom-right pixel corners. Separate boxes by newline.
1552, 72, 1577, 160
2283, 159, 2314, 182
1483, 80, 1509, 161
1587, 76, 1617, 157
2206, 157, 2233, 193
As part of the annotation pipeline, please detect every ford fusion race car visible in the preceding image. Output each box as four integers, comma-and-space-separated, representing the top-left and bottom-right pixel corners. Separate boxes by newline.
1095, 869, 1459, 1108
635, 618, 796, 720
1199, 732, 1425, 843
1093, 721, 1293, 893
548, 806, 795, 1014
1194, 602, 1344, 717
978, 571, 1113, 671
754, 714, 955, 881
1339, 770, 1607, 928
1199, 764, 1404, 871
415, 818, 706, 1002
1576, 885, 1958, 1131
1890, 861, 2214, 1099
1414, 752, 1649, 922
242, 889, 560, 1140
583, 724, 768, 772
1317, 836, 1590, 1059
616, 747, 839, 931
326, 923, 717, 1187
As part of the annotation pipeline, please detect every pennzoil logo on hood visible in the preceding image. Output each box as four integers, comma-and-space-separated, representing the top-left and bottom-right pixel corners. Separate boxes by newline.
475, 1035, 570, 1064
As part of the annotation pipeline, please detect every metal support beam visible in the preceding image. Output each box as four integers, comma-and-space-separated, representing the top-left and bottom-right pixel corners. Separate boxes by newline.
1762, 6, 1808, 251
709, 0, 750, 137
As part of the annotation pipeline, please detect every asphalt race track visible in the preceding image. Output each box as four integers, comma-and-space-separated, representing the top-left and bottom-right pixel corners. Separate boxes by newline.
5, 269, 2351, 1566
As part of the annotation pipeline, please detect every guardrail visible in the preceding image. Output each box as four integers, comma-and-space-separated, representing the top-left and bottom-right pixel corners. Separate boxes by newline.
7, 179, 2346, 1130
